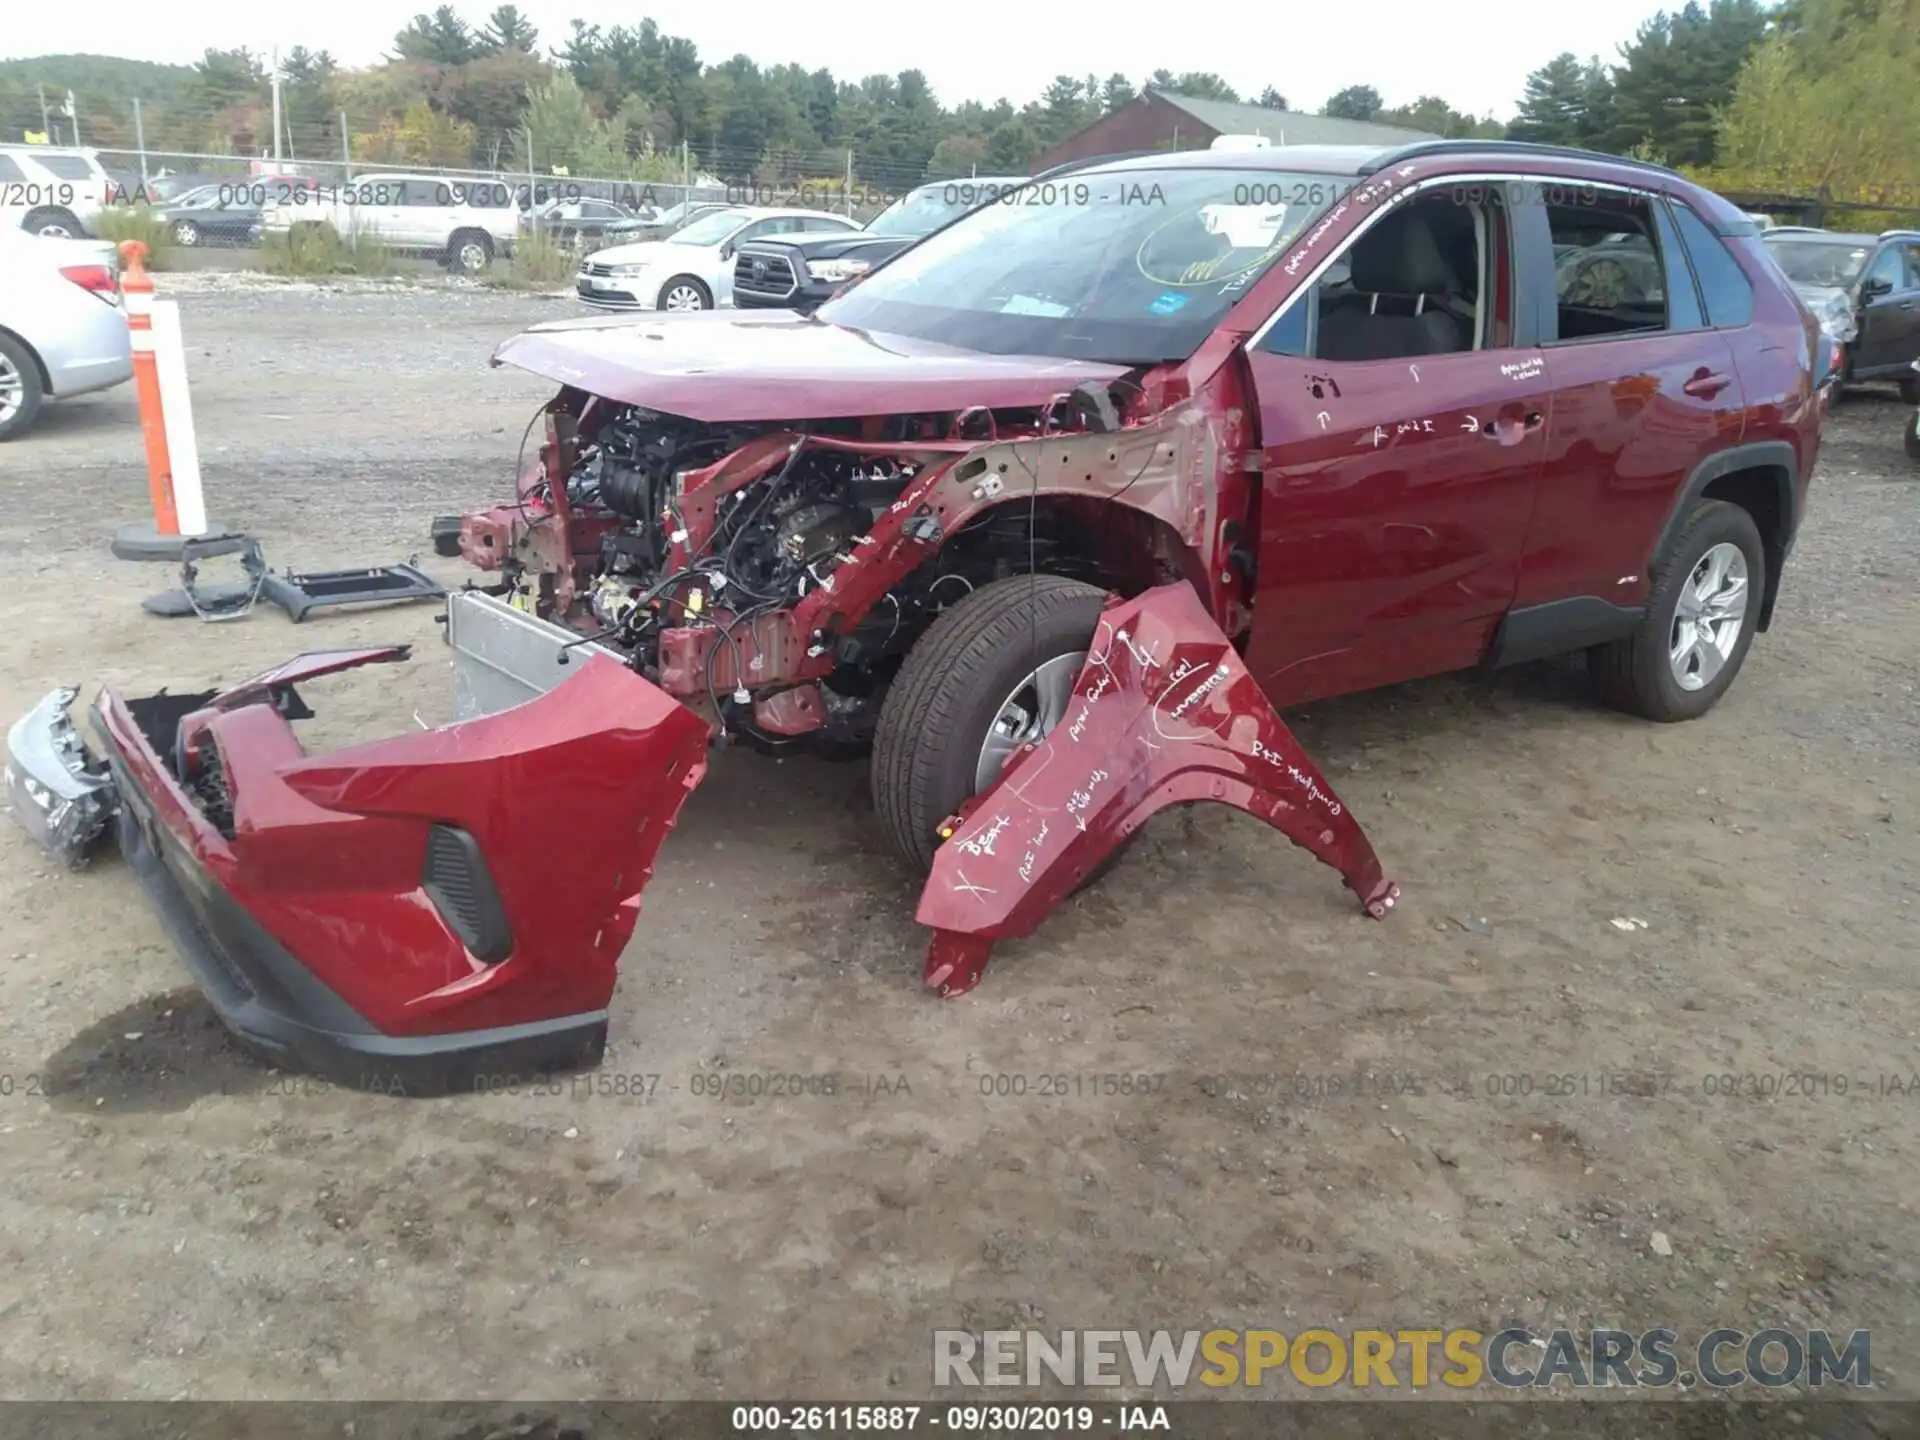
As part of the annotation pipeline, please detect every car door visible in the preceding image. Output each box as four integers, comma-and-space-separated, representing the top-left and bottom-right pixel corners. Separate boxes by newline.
1855, 243, 1919, 373
1242, 184, 1554, 708
1513, 184, 1748, 621
347, 176, 406, 246
403, 178, 455, 249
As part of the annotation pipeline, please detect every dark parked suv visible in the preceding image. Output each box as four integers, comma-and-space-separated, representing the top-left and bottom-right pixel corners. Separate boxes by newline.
731, 176, 1026, 311
1762, 226, 1920, 400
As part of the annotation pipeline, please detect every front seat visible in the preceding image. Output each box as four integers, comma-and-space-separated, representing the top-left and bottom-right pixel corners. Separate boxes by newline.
1316, 206, 1469, 362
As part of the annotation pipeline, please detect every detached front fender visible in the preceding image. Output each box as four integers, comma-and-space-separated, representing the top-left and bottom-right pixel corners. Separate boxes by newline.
917, 583, 1398, 996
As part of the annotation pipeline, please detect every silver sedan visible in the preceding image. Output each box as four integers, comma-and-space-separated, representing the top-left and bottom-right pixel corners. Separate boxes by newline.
0, 226, 133, 441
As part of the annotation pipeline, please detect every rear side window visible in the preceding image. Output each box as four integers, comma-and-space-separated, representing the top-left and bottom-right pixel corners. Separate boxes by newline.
0, 155, 25, 183
1545, 189, 1684, 340
33, 155, 95, 181
1672, 204, 1755, 327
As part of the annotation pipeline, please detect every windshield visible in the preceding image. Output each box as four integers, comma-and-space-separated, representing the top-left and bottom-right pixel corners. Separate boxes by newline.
669, 210, 749, 246
817, 168, 1347, 363
866, 181, 1018, 238
1764, 237, 1872, 288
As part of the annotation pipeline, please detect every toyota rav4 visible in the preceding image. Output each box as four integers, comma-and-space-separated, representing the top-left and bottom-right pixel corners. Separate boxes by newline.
9, 141, 1831, 1091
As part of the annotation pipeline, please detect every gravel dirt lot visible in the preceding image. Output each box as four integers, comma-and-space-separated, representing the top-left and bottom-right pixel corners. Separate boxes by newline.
0, 275, 1915, 1406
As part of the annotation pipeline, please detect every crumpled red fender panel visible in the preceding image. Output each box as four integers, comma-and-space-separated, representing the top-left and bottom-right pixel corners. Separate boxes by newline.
915, 583, 1399, 996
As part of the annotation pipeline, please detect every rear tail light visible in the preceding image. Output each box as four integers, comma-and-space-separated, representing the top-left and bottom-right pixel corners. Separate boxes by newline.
59, 264, 119, 303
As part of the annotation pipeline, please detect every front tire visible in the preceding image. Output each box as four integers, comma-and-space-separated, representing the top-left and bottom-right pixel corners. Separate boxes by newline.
873, 574, 1107, 873
657, 276, 712, 311
21, 207, 83, 239
1589, 499, 1765, 721
1906, 408, 1920, 462
1899, 375, 1920, 407
0, 332, 47, 442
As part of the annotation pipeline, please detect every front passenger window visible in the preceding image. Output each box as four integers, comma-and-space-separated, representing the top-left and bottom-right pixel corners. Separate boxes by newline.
1296, 191, 1498, 362
1863, 246, 1905, 292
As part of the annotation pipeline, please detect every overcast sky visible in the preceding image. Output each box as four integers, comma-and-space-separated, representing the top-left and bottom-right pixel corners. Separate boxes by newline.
3, 0, 1672, 121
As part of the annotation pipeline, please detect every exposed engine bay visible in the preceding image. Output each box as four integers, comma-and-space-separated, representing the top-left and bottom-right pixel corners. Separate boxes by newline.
456, 388, 1196, 753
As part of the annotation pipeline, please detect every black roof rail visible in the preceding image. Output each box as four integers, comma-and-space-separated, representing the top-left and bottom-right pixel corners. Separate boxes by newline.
1029, 150, 1166, 183
1360, 138, 1687, 181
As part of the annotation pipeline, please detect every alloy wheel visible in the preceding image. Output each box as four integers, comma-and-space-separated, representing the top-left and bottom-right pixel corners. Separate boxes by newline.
973, 650, 1085, 790
662, 283, 707, 311
0, 353, 21, 427
1668, 542, 1749, 691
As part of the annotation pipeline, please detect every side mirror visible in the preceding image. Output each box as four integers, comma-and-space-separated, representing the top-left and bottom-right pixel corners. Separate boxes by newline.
719, 244, 734, 261
1862, 275, 1894, 298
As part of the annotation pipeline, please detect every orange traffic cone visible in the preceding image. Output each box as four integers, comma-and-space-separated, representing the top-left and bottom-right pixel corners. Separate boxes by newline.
111, 240, 224, 561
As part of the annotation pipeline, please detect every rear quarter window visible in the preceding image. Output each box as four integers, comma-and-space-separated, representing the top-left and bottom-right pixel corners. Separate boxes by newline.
1672, 204, 1755, 327
0, 155, 25, 183
32, 155, 96, 181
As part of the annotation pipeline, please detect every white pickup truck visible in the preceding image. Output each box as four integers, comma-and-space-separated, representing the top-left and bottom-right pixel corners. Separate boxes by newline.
259, 173, 521, 272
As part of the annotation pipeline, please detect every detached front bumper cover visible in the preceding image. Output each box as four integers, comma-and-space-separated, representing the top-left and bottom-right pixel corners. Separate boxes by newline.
10, 645, 710, 1095
4, 687, 117, 868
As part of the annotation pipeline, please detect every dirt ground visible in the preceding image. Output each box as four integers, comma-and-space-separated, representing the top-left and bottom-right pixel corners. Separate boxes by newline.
0, 273, 1915, 1405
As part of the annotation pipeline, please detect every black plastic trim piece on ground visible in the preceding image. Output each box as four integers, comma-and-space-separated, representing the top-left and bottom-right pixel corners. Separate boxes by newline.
261, 563, 445, 623
101, 750, 605, 1097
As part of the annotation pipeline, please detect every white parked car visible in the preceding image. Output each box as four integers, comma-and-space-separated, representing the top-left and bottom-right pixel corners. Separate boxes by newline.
576, 206, 862, 311
0, 226, 131, 440
0, 145, 114, 238
260, 174, 522, 273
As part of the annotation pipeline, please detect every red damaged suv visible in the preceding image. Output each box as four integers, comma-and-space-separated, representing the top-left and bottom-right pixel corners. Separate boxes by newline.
11, 140, 1831, 1091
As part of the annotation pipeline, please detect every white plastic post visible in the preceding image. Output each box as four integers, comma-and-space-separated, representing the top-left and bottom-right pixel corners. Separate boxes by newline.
149, 300, 207, 537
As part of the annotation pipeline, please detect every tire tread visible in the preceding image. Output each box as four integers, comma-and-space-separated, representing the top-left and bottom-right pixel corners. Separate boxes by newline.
873, 573, 1107, 871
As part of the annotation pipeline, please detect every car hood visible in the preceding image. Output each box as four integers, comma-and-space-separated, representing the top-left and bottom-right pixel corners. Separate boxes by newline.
1790, 281, 1853, 309
743, 232, 914, 262
490, 311, 1131, 422
586, 240, 681, 267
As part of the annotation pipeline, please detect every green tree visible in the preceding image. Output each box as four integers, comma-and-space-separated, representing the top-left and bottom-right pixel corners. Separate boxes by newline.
392, 7, 480, 66
479, 5, 538, 54
1322, 84, 1383, 120
1378, 94, 1506, 138
985, 118, 1038, 170
188, 48, 267, 112
1709, 0, 1918, 205
1168, 72, 1238, 102
1510, 54, 1588, 144
926, 133, 988, 179
518, 71, 628, 175
438, 49, 548, 162
353, 96, 476, 165
1101, 74, 1135, 112
1255, 87, 1289, 110
1606, 0, 1767, 166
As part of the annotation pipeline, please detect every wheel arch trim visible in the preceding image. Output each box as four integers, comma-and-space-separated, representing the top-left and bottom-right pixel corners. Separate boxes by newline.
1650, 440, 1797, 631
